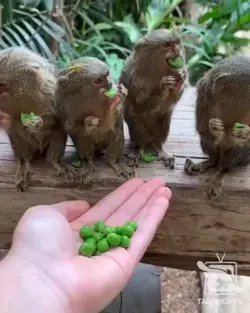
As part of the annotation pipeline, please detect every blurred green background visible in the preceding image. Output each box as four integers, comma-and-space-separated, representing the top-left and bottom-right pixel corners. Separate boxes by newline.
0, 0, 249, 84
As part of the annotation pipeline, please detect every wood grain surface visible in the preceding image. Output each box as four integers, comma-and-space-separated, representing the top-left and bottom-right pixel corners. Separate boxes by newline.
1, 87, 250, 275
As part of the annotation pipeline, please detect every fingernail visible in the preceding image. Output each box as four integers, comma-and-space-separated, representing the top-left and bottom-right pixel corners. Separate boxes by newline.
158, 186, 168, 193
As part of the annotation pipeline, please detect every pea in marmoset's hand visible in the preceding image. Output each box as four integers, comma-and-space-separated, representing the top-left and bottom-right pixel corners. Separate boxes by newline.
0, 177, 171, 313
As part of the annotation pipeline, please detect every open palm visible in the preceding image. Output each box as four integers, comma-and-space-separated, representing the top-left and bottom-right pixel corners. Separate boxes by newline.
4, 177, 171, 313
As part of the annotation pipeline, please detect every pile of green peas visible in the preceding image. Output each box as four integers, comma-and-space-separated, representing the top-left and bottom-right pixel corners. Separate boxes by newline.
78, 220, 138, 257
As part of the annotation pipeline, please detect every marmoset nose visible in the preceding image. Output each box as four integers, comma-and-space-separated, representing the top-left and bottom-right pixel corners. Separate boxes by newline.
108, 82, 112, 89
106, 75, 113, 89
173, 46, 180, 56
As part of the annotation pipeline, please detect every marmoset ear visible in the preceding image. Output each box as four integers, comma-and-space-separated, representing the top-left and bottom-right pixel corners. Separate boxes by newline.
134, 36, 148, 52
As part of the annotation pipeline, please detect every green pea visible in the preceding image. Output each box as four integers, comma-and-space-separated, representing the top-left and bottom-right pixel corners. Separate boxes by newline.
107, 233, 121, 247
85, 238, 96, 245
233, 122, 244, 130
122, 225, 134, 238
79, 226, 94, 239
104, 87, 117, 98
78, 242, 96, 257
126, 221, 138, 231
104, 226, 116, 236
72, 160, 82, 168
120, 236, 131, 248
21, 112, 37, 125
116, 226, 124, 234
93, 232, 104, 242
141, 152, 157, 162
97, 239, 109, 253
168, 56, 183, 69
94, 221, 106, 233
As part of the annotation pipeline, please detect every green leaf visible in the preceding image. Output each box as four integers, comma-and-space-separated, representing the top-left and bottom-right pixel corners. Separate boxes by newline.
182, 24, 211, 39
198, 8, 223, 24
21, 20, 56, 61
222, 0, 241, 14
145, 0, 184, 30
114, 14, 142, 43
22, 0, 41, 7
78, 10, 103, 38
101, 41, 131, 57
2, 0, 13, 23
4, 25, 26, 46
31, 16, 79, 57
39, 15, 65, 34
227, 3, 250, 33
163, 16, 191, 24
42, 0, 53, 11
1, 29, 17, 47
83, 6, 125, 34
197, 60, 214, 67
93, 22, 113, 31
182, 24, 220, 54
183, 42, 211, 61
115, 21, 142, 44
12, 22, 39, 52
76, 39, 109, 59
0, 39, 8, 49
222, 34, 250, 47
187, 53, 202, 69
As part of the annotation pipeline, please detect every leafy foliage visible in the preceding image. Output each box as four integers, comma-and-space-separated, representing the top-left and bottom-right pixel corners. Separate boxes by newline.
0, 1, 80, 62
182, 0, 250, 82
0, 0, 250, 83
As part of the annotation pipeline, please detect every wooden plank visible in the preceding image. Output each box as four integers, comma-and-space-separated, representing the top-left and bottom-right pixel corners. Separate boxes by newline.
1, 87, 250, 275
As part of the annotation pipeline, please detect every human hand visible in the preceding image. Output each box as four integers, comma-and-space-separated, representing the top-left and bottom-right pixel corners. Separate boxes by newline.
0, 177, 171, 313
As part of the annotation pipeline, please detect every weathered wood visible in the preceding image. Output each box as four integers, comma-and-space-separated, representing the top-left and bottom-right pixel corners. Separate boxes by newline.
1, 87, 250, 275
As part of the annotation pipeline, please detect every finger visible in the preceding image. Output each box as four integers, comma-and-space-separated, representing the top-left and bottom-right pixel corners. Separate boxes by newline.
110, 96, 121, 110
71, 178, 144, 230
104, 177, 166, 226
27, 200, 90, 222
95, 186, 170, 273
128, 196, 169, 265
134, 185, 171, 222
50, 200, 90, 222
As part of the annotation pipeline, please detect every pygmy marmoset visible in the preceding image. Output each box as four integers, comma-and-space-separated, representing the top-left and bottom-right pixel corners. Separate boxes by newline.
119, 27, 187, 168
185, 55, 250, 199
55, 56, 135, 184
0, 47, 76, 191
